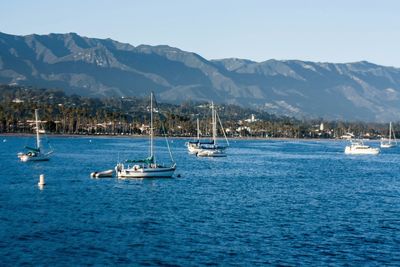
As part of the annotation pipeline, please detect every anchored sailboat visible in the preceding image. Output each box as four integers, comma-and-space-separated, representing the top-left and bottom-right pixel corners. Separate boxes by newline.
115, 92, 176, 178
195, 102, 229, 157
18, 109, 53, 162
186, 118, 214, 154
380, 122, 397, 148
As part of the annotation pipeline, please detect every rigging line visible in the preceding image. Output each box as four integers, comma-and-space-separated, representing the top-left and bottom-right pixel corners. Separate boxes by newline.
150, 92, 154, 161
392, 123, 397, 144
23, 110, 38, 149
153, 93, 175, 163
164, 132, 174, 163
216, 109, 229, 146
22, 121, 31, 148
40, 119, 54, 152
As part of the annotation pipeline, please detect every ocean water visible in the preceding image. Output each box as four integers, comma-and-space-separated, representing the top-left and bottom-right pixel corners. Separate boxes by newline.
1, 136, 400, 266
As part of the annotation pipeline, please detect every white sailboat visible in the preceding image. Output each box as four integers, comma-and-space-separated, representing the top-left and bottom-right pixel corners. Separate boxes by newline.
344, 139, 380, 155
186, 118, 201, 154
195, 102, 229, 157
18, 109, 53, 162
186, 118, 214, 154
380, 122, 397, 148
115, 92, 176, 178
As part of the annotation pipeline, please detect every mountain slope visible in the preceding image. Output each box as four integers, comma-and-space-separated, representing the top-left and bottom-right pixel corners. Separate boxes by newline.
1, 32, 400, 121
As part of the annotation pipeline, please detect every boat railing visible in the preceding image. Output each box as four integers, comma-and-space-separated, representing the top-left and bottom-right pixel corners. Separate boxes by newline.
349, 139, 364, 146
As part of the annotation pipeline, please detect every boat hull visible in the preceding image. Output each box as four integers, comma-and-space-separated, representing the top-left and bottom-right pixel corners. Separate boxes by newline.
196, 149, 227, 157
18, 153, 50, 162
187, 144, 201, 154
91, 169, 114, 178
380, 143, 396, 148
116, 164, 176, 178
186, 142, 226, 154
344, 146, 380, 155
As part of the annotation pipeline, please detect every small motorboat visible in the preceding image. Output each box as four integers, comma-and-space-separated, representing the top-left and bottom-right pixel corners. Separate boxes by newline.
344, 139, 380, 155
90, 169, 114, 178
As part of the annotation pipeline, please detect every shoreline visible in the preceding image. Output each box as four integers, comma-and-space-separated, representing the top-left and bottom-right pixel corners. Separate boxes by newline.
0, 133, 369, 142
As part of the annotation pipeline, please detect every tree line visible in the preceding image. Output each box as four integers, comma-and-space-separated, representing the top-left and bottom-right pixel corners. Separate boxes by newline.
0, 85, 395, 139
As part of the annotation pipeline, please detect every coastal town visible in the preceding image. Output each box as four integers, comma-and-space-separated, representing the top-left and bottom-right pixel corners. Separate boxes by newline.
0, 85, 392, 140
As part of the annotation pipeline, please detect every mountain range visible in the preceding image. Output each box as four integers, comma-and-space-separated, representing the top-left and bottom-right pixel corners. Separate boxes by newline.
1, 32, 400, 122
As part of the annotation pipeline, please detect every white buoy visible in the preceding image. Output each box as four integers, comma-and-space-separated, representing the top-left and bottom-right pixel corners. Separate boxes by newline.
38, 174, 46, 186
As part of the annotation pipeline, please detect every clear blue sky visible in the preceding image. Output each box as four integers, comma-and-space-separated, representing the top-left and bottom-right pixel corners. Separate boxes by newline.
1, 0, 399, 67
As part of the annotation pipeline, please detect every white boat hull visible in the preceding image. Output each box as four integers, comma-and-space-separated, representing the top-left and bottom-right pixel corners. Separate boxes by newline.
380, 143, 396, 148
187, 143, 227, 155
344, 146, 380, 155
116, 164, 176, 178
196, 149, 227, 157
187, 144, 201, 154
91, 169, 114, 178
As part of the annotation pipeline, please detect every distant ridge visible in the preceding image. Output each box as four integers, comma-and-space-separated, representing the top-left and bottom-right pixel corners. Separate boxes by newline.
1, 32, 400, 121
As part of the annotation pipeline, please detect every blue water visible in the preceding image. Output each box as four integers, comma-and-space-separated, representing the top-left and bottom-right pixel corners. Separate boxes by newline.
1, 137, 400, 266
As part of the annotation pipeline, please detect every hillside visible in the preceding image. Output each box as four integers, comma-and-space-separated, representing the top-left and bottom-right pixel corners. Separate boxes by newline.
1, 32, 400, 121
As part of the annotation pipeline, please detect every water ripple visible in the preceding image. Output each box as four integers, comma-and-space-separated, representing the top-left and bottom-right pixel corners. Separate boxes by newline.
1, 137, 400, 265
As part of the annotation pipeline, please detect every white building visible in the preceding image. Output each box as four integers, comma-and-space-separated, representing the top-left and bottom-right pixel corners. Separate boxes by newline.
245, 114, 258, 123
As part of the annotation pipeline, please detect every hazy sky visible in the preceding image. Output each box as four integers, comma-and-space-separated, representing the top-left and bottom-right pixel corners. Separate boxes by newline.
1, 0, 399, 67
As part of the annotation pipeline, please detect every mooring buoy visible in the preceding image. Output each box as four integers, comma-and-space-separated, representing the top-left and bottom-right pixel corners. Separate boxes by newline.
38, 174, 46, 186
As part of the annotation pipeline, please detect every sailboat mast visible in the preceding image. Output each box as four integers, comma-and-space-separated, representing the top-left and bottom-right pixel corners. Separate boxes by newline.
389, 122, 392, 142
150, 92, 154, 159
197, 118, 200, 140
212, 102, 217, 144
35, 109, 41, 149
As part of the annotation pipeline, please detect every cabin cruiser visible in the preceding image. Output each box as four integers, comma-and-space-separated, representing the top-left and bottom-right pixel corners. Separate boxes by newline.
344, 139, 380, 155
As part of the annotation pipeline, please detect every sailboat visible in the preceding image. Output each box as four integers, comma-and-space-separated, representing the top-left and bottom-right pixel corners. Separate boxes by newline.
195, 102, 229, 157
18, 109, 53, 162
115, 92, 176, 178
186, 118, 214, 154
380, 122, 397, 148
186, 118, 202, 154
